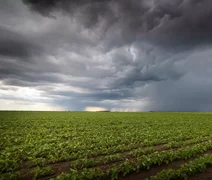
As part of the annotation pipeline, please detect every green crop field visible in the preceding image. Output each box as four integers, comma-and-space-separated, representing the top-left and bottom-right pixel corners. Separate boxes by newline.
1, 111, 212, 180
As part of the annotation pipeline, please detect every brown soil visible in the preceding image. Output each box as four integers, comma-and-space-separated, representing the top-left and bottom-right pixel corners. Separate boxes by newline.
119, 159, 187, 180
189, 167, 212, 180
41, 162, 71, 180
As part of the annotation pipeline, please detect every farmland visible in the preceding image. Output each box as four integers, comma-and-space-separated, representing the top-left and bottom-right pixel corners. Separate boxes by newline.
1, 111, 212, 180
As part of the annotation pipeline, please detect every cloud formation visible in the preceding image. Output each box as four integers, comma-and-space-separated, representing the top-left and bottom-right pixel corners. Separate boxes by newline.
23, 0, 212, 46
0, 0, 212, 111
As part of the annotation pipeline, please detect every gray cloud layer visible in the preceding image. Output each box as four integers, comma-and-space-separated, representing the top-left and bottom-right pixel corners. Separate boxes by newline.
0, 0, 212, 111
23, 0, 212, 45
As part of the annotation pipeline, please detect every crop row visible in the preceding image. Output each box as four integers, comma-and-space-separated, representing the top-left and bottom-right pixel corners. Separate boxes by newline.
151, 154, 212, 180
1, 135, 211, 175
2, 138, 212, 180
48, 140, 212, 180
69, 139, 212, 170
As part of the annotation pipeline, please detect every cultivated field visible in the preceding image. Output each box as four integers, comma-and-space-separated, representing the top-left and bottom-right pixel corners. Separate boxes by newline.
1, 111, 212, 180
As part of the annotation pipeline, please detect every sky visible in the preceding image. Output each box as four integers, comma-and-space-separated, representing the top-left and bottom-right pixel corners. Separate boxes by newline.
0, 0, 212, 111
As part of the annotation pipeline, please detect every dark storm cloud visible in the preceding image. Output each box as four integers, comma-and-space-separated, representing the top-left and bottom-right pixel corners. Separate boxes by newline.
1, 0, 212, 111
22, 0, 147, 27
2, 73, 64, 87
0, 26, 41, 59
48, 88, 131, 101
110, 59, 184, 88
144, 76, 212, 112
23, 0, 212, 47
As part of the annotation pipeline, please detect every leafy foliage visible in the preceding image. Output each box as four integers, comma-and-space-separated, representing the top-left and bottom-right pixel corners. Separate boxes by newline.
1, 111, 212, 179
